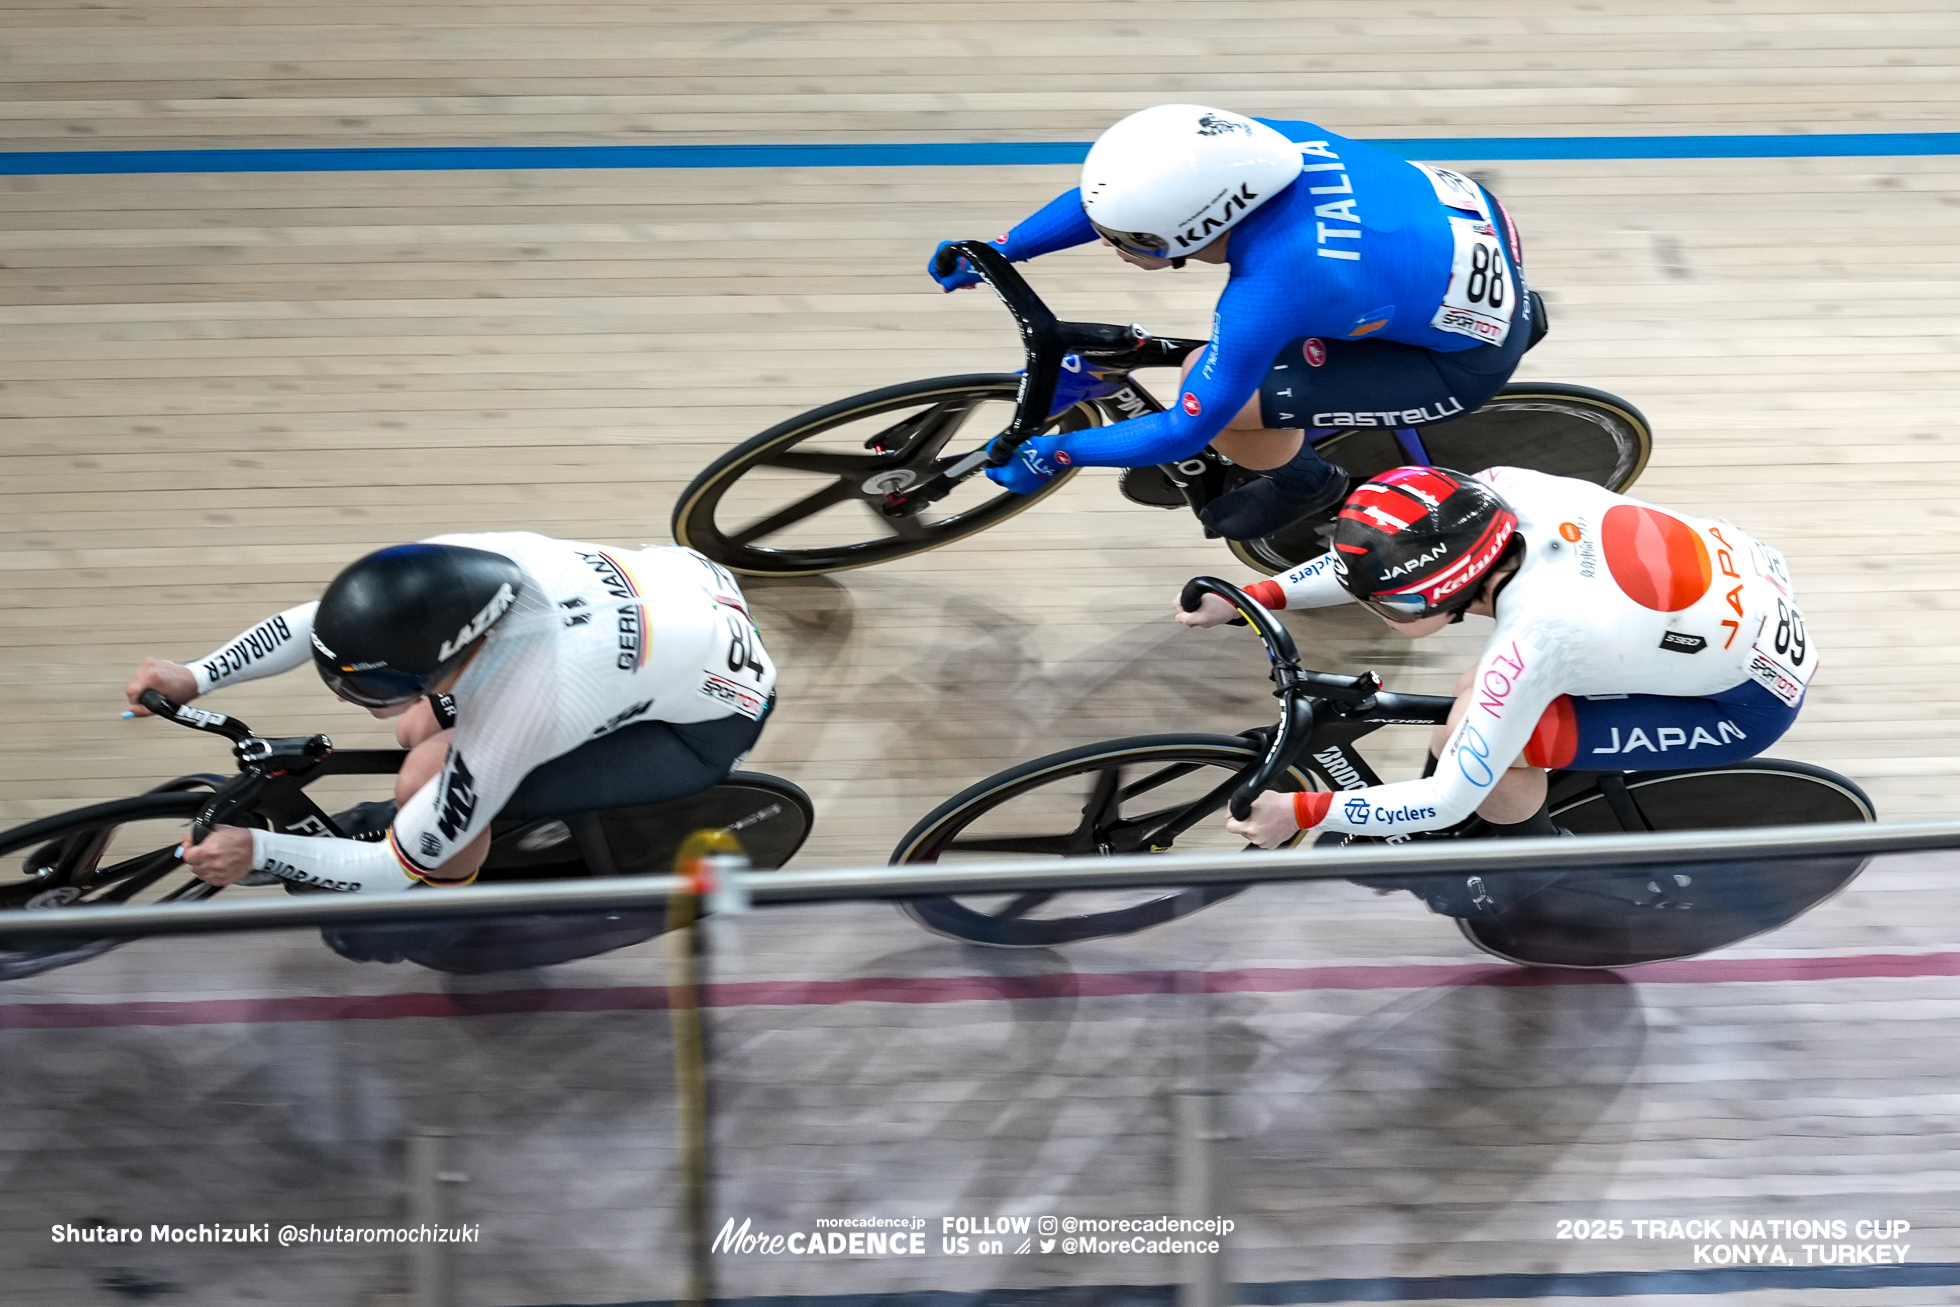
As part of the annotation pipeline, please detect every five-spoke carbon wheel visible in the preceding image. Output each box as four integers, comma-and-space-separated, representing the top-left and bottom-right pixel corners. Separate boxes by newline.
890, 734, 1315, 947
672, 374, 1096, 577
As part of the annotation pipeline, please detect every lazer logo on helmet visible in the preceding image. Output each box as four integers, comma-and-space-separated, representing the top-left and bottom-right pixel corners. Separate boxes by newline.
437, 582, 515, 661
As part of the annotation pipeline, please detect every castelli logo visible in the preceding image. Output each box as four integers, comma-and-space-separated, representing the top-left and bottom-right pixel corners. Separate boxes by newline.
1182, 392, 1202, 416
1054, 450, 1072, 466
1559, 522, 1583, 542
993, 232, 1010, 244
1303, 338, 1328, 367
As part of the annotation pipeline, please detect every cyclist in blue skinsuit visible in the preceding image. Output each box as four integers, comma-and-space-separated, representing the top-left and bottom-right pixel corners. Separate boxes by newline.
929, 104, 1536, 541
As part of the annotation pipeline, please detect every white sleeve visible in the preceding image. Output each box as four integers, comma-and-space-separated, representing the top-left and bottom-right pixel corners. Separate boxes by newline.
1310, 629, 1567, 836
188, 602, 319, 695
250, 828, 422, 894
388, 638, 564, 878
1269, 552, 1351, 610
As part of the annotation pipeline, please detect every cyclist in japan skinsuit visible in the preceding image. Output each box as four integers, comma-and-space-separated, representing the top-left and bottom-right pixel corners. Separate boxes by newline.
930, 103, 1534, 542
1177, 467, 1817, 845
122, 534, 776, 893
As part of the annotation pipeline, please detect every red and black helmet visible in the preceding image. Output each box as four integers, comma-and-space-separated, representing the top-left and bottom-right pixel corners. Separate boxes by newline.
1333, 467, 1520, 622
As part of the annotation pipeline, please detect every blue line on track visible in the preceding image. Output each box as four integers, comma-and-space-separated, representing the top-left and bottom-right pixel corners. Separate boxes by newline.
518, 1261, 1960, 1307
3, 132, 1959, 175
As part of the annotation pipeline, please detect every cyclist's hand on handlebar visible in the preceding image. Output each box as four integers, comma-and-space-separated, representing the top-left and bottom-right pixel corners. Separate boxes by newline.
178, 825, 257, 886
124, 657, 198, 716
1224, 789, 1301, 850
984, 437, 1065, 494
1175, 592, 1242, 629
928, 240, 984, 293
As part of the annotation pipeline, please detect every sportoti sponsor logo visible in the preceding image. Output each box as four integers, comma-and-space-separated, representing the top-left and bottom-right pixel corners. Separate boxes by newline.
1660, 631, 1708, 654
434, 751, 478, 841
437, 583, 516, 661
1312, 746, 1366, 790
202, 614, 296, 686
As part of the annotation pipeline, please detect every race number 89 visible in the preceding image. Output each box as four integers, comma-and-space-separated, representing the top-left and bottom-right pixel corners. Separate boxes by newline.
1774, 599, 1806, 666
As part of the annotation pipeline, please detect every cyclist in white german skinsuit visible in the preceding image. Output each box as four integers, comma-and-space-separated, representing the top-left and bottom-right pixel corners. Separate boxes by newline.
1177, 466, 1816, 846
122, 533, 776, 892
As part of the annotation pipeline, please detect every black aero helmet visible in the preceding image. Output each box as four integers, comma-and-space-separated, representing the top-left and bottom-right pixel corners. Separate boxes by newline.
311, 543, 524, 708
1333, 467, 1520, 623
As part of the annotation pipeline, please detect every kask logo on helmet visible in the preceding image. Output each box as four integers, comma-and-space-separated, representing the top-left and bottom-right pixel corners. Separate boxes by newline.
1195, 113, 1252, 137
1172, 182, 1260, 250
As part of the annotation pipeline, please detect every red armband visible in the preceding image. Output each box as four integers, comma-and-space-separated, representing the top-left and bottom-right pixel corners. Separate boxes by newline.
1244, 579, 1287, 611
1293, 790, 1334, 830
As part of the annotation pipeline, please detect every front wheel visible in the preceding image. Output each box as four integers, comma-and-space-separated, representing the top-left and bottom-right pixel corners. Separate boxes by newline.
1462, 760, 1876, 968
1228, 382, 1654, 574
672, 375, 1096, 577
0, 791, 215, 980
891, 734, 1315, 948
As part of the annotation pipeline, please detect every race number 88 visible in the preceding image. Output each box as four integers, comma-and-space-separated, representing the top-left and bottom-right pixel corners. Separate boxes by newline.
1466, 245, 1506, 309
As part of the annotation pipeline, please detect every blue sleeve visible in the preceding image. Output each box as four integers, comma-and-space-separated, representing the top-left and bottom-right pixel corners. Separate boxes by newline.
1050, 272, 1295, 467
996, 188, 1098, 263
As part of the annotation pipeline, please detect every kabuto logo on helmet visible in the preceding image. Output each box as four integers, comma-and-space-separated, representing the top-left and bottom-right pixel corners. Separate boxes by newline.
438, 582, 516, 662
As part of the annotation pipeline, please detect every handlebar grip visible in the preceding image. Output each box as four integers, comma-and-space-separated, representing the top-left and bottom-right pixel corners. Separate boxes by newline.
139, 688, 179, 718
931, 242, 963, 279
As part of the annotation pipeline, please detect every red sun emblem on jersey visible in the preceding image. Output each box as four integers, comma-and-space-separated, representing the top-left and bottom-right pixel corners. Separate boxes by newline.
1602, 505, 1712, 611
1303, 338, 1328, 367
1181, 392, 1202, 416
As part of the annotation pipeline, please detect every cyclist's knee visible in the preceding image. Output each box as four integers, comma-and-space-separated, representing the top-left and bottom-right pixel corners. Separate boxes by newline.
396, 730, 453, 806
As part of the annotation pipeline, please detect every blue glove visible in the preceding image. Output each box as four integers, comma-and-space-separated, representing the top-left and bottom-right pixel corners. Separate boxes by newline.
985, 437, 1068, 494
929, 240, 985, 293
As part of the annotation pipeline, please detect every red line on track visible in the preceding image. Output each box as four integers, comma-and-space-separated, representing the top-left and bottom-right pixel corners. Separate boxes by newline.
4, 951, 1958, 1031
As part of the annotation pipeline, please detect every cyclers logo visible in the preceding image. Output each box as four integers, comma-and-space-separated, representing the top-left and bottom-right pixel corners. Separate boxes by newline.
435, 752, 478, 841
1343, 796, 1371, 824
437, 583, 516, 661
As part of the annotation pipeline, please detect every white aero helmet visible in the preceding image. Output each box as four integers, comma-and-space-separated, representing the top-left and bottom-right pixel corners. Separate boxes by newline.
1081, 105, 1304, 260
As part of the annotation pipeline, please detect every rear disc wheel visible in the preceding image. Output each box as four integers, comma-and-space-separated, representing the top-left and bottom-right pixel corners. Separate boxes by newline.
1463, 761, 1876, 969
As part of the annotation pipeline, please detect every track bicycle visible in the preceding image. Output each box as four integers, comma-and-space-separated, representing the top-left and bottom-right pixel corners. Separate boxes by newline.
673, 242, 1654, 578
889, 579, 1875, 969
0, 692, 813, 981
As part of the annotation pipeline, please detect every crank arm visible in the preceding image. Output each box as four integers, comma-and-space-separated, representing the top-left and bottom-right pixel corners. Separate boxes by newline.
881, 445, 993, 514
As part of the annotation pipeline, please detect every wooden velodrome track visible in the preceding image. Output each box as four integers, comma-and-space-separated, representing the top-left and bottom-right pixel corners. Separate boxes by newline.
7, 3, 1960, 1305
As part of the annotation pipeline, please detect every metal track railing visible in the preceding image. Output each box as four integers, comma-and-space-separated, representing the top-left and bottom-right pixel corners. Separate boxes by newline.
0, 816, 1953, 941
